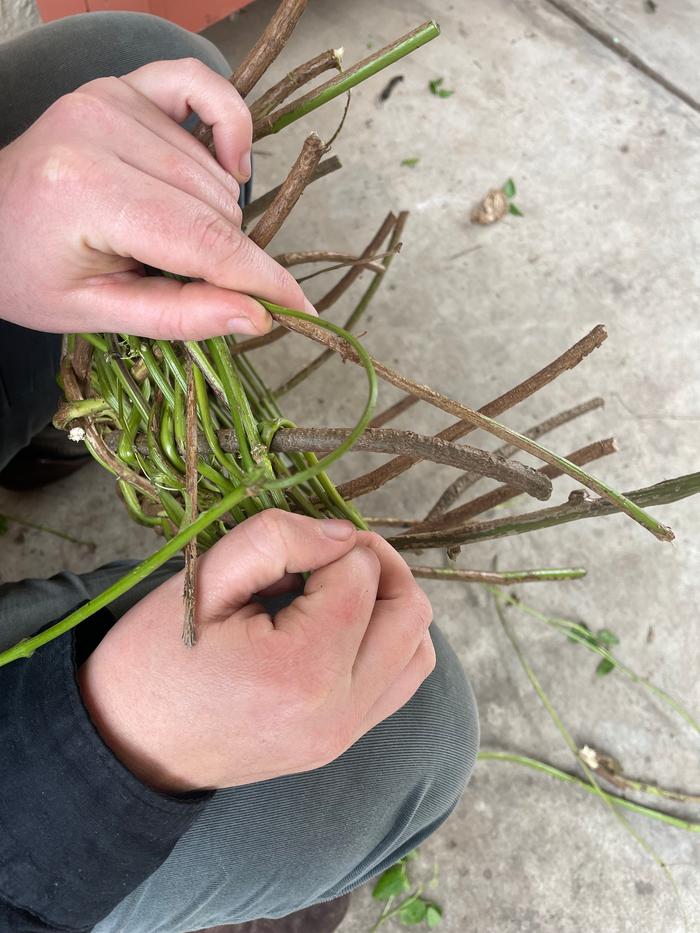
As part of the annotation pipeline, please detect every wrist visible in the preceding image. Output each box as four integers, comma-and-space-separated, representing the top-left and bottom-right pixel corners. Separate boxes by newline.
77, 653, 205, 796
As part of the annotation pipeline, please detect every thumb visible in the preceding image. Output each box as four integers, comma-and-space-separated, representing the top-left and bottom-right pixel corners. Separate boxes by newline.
194, 511, 358, 622
69, 276, 273, 340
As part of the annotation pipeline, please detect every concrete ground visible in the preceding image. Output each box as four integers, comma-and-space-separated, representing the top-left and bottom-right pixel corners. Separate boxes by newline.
1, 0, 699, 930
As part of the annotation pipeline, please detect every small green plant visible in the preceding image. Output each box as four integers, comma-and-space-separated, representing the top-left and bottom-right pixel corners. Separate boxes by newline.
401, 157, 420, 167
428, 77, 454, 98
566, 622, 620, 676
371, 852, 442, 929
501, 177, 524, 216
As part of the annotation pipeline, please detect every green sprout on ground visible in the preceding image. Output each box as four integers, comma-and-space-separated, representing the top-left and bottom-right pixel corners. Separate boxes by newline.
370, 852, 442, 929
565, 621, 620, 676
401, 157, 420, 167
502, 177, 524, 216
428, 77, 454, 98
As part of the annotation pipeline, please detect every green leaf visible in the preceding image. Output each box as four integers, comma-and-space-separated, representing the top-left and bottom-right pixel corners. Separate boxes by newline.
596, 627, 620, 647
0, 515, 7, 536
399, 898, 427, 924
429, 78, 454, 98
372, 863, 410, 900
426, 904, 443, 928
401, 158, 420, 168
401, 850, 419, 862
508, 203, 524, 217
596, 658, 615, 677
502, 178, 516, 198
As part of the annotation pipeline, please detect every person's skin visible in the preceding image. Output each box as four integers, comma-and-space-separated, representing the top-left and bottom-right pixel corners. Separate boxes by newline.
79, 512, 435, 793
0, 58, 315, 339
0, 59, 435, 794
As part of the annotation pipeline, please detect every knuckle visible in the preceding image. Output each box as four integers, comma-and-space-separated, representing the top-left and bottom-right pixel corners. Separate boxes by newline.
53, 86, 115, 127
189, 210, 241, 266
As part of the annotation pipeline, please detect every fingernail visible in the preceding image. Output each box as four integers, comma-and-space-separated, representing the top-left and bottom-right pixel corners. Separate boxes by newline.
320, 519, 354, 540
239, 150, 252, 181
227, 316, 261, 335
303, 297, 318, 317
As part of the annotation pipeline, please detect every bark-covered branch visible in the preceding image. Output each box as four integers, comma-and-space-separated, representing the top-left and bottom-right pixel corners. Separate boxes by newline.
424, 397, 605, 520
388, 473, 700, 550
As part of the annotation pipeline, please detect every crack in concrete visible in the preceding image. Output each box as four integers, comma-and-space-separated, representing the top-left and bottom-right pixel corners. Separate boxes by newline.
543, 0, 700, 116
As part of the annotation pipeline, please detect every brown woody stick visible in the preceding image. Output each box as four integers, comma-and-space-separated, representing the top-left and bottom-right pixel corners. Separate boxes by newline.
408, 438, 617, 536
248, 133, 326, 249
109, 426, 552, 500
182, 361, 198, 647
423, 397, 605, 522
386, 473, 699, 550
276, 251, 386, 276
242, 156, 342, 226
221, 426, 552, 499
193, 0, 308, 151
410, 567, 586, 584
336, 326, 608, 500
263, 314, 669, 539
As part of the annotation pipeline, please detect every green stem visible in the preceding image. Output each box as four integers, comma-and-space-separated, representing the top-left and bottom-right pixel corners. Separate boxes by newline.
255, 21, 440, 138
0, 481, 259, 668
491, 589, 700, 736
478, 753, 700, 833
0, 513, 95, 547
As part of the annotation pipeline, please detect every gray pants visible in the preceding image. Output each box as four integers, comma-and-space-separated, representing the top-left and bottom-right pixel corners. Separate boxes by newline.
0, 12, 479, 932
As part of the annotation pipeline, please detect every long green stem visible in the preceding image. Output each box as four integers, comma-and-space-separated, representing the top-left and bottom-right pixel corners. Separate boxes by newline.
254, 21, 440, 139
491, 593, 686, 925
0, 483, 257, 667
491, 589, 700, 736
478, 753, 700, 833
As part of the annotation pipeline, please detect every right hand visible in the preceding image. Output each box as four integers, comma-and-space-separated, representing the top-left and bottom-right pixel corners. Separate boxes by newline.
0, 58, 313, 340
78, 511, 435, 792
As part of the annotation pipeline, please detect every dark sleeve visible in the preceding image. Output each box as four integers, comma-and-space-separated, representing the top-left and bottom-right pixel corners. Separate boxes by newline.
0, 608, 213, 932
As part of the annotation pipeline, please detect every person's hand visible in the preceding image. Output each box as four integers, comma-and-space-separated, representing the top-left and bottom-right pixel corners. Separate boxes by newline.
78, 511, 435, 792
0, 59, 314, 339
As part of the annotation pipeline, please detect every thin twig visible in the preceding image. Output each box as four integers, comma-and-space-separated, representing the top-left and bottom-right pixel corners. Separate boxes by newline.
387, 473, 700, 550
242, 156, 342, 226
578, 746, 700, 805
424, 397, 605, 520
336, 326, 608, 500
249, 133, 326, 249
250, 48, 343, 120
231, 211, 396, 356
274, 212, 406, 396
412, 437, 617, 535
193, 0, 309, 151
410, 566, 587, 583
182, 361, 198, 648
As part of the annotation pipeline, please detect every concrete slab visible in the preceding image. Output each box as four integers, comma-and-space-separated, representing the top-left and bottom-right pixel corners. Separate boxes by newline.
1, 0, 698, 930
566, 0, 700, 102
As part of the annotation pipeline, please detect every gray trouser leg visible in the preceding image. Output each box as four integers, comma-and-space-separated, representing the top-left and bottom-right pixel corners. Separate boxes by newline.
1, 558, 478, 933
